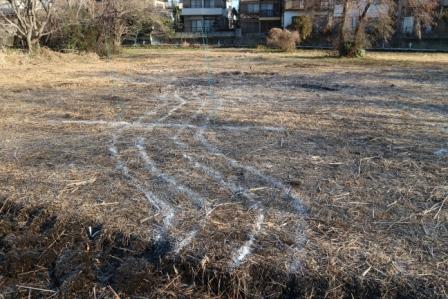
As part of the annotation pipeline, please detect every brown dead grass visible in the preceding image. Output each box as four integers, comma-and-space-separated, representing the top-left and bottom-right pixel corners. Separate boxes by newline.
0, 48, 447, 298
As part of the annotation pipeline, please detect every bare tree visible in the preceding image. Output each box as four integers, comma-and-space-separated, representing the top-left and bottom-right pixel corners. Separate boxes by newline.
401, 0, 439, 39
0, 0, 54, 52
45, 0, 171, 55
337, 0, 396, 56
336, 0, 439, 56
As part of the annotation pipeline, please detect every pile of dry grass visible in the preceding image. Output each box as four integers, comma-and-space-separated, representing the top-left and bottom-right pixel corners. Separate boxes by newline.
267, 28, 300, 52
0, 49, 30, 66
0, 48, 99, 68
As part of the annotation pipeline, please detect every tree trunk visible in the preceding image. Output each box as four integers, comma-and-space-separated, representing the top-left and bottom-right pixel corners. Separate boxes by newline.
26, 34, 33, 53
339, 0, 371, 57
350, 1, 371, 56
338, 0, 349, 56
25, 35, 41, 53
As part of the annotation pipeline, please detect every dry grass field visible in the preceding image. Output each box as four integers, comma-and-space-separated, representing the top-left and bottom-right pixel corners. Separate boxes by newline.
0, 48, 447, 298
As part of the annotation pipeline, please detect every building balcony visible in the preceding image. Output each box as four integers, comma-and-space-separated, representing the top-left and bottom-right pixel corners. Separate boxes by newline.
284, 0, 305, 10
175, 31, 236, 38
260, 9, 281, 17
181, 7, 225, 15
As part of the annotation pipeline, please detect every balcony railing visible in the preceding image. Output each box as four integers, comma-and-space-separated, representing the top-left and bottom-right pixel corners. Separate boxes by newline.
181, 7, 224, 15
260, 9, 280, 17
183, 0, 224, 8
284, 0, 305, 10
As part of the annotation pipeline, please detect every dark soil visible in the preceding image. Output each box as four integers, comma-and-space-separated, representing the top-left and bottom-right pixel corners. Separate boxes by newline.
0, 198, 442, 298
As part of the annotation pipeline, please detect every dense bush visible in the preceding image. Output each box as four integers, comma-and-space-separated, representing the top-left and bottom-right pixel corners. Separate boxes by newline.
47, 22, 119, 57
44, 0, 173, 57
338, 41, 366, 57
266, 28, 300, 52
287, 16, 313, 41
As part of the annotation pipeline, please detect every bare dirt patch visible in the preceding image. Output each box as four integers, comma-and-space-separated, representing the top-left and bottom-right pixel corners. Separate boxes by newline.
0, 49, 447, 298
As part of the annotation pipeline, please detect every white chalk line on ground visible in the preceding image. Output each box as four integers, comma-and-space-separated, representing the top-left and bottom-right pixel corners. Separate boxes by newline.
111, 91, 212, 244
166, 91, 267, 266
191, 88, 308, 271
135, 94, 172, 123
159, 90, 209, 253
133, 97, 179, 238
195, 127, 307, 215
196, 120, 308, 272
230, 213, 264, 268
105, 68, 306, 268
52, 119, 285, 132
171, 94, 260, 206
108, 94, 176, 241
104, 90, 218, 254
136, 137, 209, 211
109, 133, 175, 240
188, 88, 269, 268
164, 92, 270, 255
102, 80, 220, 247
155, 93, 187, 123
55, 91, 278, 261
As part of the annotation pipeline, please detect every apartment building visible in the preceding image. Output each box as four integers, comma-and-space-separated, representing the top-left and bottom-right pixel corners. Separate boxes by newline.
283, 0, 333, 29
398, 0, 448, 35
181, 0, 232, 33
239, 0, 282, 34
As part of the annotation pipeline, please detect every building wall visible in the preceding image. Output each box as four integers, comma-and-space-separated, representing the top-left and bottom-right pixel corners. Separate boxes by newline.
183, 15, 228, 32
260, 20, 281, 32
240, 19, 260, 33
283, 10, 304, 27
181, 0, 233, 33
239, 0, 282, 34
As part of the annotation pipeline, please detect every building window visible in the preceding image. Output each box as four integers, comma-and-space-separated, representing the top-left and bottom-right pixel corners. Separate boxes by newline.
192, 19, 203, 32
260, 3, 274, 10
285, 0, 305, 10
191, 19, 214, 32
204, 0, 221, 8
191, 0, 202, 8
260, 3, 277, 16
320, 0, 331, 9
242, 20, 259, 33
402, 16, 414, 33
246, 3, 259, 13
351, 17, 358, 29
